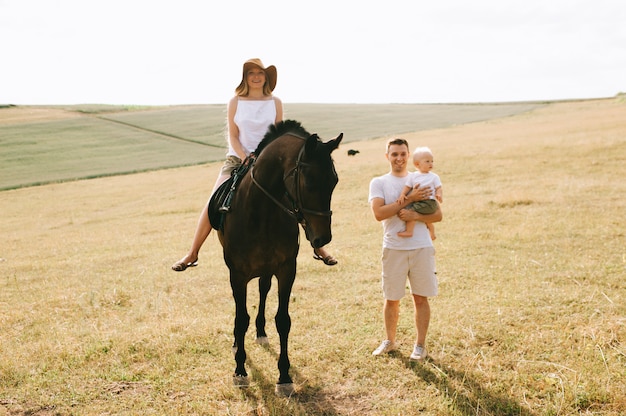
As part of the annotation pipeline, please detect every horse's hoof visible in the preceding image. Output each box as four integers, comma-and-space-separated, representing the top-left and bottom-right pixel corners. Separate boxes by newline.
275, 383, 295, 397
256, 336, 269, 346
233, 375, 250, 388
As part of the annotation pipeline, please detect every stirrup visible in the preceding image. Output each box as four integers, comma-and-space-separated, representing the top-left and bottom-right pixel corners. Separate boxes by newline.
219, 191, 234, 212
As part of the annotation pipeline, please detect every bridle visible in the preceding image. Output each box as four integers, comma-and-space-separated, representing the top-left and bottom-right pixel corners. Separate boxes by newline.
250, 138, 333, 227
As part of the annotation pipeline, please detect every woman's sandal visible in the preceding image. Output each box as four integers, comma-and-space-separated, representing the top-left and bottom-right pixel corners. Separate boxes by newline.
171, 259, 198, 272
313, 251, 338, 266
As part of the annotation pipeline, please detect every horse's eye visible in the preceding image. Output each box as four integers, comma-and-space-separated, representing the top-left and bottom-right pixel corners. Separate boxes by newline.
304, 178, 317, 192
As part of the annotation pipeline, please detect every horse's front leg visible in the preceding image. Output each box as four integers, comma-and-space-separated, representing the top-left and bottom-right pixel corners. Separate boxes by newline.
231, 276, 250, 385
274, 264, 296, 396
255, 275, 272, 346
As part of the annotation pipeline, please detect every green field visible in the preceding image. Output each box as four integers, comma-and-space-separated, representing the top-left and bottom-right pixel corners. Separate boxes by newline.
0, 102, 542, 190
1, 98, 625, 415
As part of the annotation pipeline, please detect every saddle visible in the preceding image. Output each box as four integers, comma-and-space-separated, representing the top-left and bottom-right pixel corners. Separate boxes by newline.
208, 155, 255, 232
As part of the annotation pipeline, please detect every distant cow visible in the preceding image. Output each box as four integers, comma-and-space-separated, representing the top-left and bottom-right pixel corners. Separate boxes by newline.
347, 149, 360, 156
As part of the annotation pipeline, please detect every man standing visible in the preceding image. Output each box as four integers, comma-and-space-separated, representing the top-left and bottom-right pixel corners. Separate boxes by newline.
369, 138, 443, 361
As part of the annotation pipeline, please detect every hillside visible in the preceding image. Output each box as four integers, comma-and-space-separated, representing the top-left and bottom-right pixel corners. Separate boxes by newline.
0, 102, 542, 190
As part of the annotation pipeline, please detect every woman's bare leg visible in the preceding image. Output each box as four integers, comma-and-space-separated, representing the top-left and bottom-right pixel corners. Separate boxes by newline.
177, 204, 212, 265
172, 173, 230, 270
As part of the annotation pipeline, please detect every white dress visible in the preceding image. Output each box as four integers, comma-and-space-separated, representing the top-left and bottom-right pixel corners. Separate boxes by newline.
227, 98, 277, 157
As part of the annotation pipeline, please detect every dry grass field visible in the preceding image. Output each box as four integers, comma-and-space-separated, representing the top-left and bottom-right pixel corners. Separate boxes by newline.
1, 98, 625, 415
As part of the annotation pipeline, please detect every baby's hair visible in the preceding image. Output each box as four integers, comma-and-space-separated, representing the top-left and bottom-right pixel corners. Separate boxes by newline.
413, 146, 433, 159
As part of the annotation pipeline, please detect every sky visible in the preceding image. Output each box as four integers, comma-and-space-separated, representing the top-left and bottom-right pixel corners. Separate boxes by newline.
1, 0, 625, 105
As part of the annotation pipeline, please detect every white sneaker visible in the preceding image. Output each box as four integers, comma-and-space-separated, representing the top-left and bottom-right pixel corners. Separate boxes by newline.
372, 340, 397, 356
410, 344, 428, 361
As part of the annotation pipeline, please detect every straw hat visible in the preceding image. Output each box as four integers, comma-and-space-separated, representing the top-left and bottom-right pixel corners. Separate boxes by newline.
237, 58, 277, 92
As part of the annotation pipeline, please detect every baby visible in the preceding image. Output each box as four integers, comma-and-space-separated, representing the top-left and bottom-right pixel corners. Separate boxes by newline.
396, 146, 443, 240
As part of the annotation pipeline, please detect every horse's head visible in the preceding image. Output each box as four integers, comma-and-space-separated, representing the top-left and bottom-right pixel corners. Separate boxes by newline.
249, 120, 343, 248
295, 132, 343, 248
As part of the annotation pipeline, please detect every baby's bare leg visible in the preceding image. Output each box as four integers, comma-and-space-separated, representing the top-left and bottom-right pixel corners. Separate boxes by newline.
427, 223, 436, 240
397, 220, 416, 238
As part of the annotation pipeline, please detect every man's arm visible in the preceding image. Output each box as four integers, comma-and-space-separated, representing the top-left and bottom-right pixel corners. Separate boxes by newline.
371, 183, 435, 222
371, 197, 403, 221
398, 203, 443, 223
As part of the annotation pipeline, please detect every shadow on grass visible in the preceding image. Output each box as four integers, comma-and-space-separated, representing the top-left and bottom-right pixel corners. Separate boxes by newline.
402, 356, 535, 416
235, 344, 342, 416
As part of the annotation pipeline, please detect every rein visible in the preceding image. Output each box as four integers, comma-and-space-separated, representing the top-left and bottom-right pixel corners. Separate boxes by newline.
249, 136, 332, 226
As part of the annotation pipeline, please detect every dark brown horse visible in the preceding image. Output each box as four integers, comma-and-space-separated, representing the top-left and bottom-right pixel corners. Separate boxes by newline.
208, 120, 343, 396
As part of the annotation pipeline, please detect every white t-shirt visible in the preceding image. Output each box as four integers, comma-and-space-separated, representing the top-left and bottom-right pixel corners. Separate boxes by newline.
228, 98, 277, 157
405, 171, 442, 200
369, 173, 434, 250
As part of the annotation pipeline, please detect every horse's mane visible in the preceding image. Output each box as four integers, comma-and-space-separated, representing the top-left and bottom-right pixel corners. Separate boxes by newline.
254, 119, 311, 156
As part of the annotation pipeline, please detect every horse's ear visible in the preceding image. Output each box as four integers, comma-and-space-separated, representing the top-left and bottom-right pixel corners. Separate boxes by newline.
327, 133, 343, 153
305, 134, 320, 156
305, 132, 343, 155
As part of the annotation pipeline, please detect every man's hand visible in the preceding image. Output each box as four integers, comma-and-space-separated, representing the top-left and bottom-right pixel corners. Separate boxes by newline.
407, 184, 432, 202
398, 209, 420, 222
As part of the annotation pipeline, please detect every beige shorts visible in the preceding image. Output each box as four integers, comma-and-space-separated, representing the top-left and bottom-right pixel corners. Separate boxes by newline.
220, 155, 242, 176
381, 247, 437, 300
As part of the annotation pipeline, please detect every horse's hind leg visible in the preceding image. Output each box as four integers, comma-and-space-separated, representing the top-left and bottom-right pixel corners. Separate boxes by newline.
255, 275, 271, 346
231, 278, 250, 385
